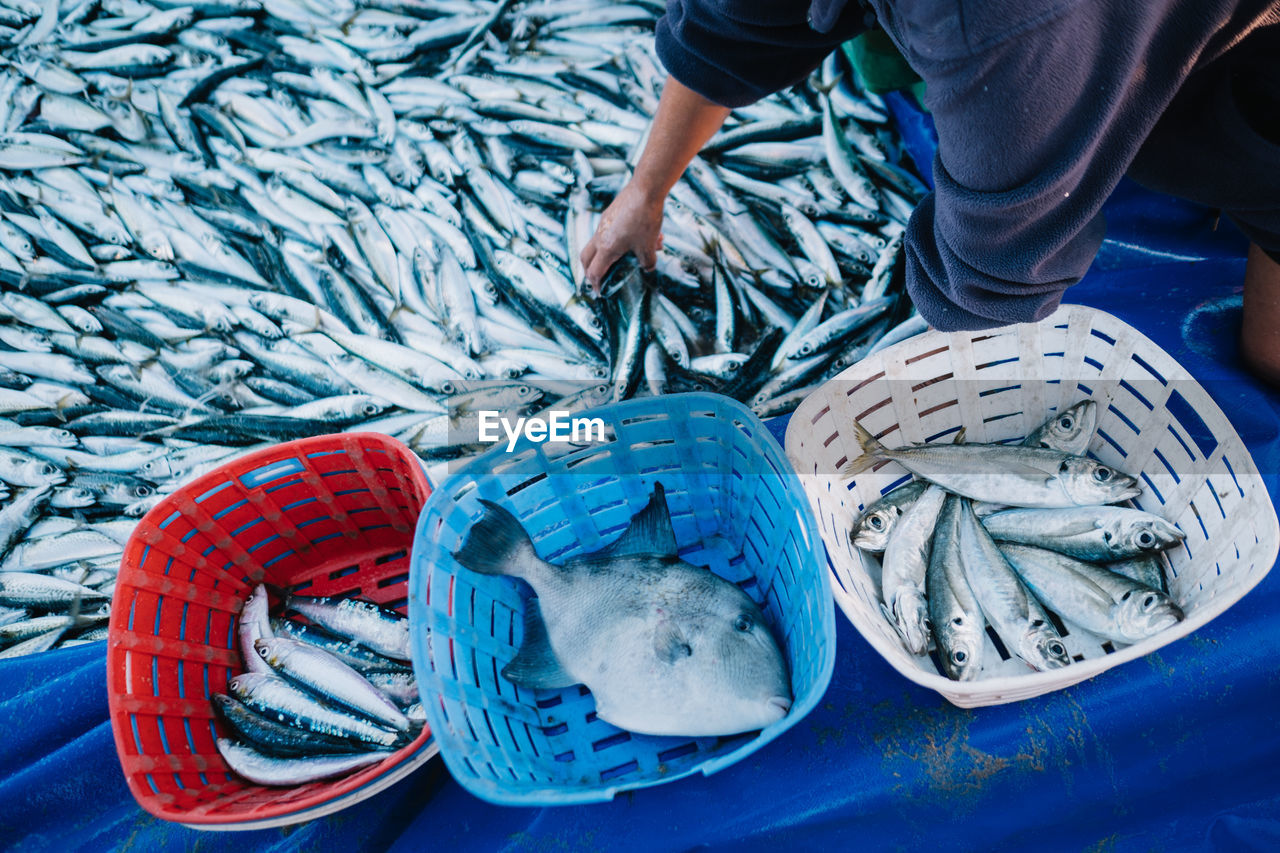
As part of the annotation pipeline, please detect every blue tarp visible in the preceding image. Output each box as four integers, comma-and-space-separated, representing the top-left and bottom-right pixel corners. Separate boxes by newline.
3, 112, 1278, 853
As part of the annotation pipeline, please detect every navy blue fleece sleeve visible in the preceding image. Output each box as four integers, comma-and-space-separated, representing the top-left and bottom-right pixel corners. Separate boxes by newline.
655, 0, 868, 108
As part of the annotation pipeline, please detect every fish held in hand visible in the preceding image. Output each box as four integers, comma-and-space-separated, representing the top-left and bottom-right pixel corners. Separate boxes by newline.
999, 544, 1183, 644
842, 420, 1141, 508
452, 483, 792, 737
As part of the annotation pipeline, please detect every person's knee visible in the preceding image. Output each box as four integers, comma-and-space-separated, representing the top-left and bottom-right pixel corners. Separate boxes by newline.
1241, 243, 1280, 386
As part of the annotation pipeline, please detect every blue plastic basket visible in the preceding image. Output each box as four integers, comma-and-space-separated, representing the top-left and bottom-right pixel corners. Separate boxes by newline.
408, 392, 835, 805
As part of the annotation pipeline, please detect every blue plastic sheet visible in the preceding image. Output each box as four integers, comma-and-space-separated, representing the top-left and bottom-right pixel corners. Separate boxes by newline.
3, 108, 1279, 853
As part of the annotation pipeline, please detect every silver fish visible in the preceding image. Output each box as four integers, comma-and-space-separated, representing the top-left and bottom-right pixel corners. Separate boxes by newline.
227, 672, 404, 749
982, 506, 1185, 562
453, 483, 792, 737
844, 420, 1142, 508
926, 497, 985, 681
239, 584, 273, 675
215, 738, 390, 787
878, 484, 947, 655
1000, 544, 1184, 643
1107, 554, 1169, 593
955, 500, 1070, 671
213, 693, 373, 758
254, 637, 410, 733
285, 595, 410, 661
1023, 401, 1098, 454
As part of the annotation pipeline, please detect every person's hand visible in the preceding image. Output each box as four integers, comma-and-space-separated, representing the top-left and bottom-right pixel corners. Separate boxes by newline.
580, 182, 665, 296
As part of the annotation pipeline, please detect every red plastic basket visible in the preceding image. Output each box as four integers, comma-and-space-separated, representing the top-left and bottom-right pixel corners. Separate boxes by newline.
106, 433, 436, 829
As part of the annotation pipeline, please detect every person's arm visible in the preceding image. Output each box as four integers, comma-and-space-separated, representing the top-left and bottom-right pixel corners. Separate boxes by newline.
581, 79, 730, 290
581, 0, 869, 289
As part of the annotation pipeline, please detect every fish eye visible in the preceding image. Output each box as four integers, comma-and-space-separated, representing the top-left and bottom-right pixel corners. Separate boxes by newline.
256, 645, 269, 657
952, 616, 964, 626
952, 650, 967, 664
733, 615, 752, 633
868, 515, 885, 531
135, 485, 153, 497
1048, 641, 1066, 657
1059, 416, 1074, 429
1093, 466, 1114, 482
1143, 595, 1156, 607
1137, 531, 1155, 547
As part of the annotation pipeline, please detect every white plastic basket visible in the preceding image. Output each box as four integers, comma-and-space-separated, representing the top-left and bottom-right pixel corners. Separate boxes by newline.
784, 304, 1279, 707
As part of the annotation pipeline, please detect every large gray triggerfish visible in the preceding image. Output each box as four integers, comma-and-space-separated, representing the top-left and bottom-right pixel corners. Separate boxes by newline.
452, 483, 793, 737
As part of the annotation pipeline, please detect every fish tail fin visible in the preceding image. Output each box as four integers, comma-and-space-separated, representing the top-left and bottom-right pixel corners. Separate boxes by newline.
453, 499, 537, 580
840, 419, 885, 479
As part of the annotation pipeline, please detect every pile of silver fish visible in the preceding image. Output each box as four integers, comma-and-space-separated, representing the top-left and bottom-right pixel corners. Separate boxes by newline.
453, 482, 793, 736
847, 401, 1186, 680
215, 584, 423, 786
0, 0, 923, 656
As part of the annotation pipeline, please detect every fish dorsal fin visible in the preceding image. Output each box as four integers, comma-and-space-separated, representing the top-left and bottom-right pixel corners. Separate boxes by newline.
596, 482, 678, 559
500, 602, 577, 690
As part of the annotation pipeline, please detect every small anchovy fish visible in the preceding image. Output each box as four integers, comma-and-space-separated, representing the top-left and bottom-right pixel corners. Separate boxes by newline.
213, 694, 373, 759
285, 596, 410, 662
955, 499, 1070, 672
227, 672, 405, 750
0, 572, 109, 609
982, 506, 1185, 562
270, 617, 412, 674
215, 737, 390, 787
1000, 544, 1184, 643
364, 670, 420, 708
254, 637, 411, 733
